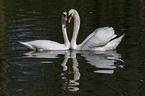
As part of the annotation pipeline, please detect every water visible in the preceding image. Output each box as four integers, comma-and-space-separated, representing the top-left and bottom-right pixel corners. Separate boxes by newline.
0, 0, 145, 96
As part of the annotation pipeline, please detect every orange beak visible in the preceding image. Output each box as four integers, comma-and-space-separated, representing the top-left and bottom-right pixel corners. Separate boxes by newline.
68, 16, 72, 23
64, 15, 67, 21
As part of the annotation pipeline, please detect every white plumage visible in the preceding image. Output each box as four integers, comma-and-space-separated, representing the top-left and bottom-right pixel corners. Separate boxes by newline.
68, 9, 125, 51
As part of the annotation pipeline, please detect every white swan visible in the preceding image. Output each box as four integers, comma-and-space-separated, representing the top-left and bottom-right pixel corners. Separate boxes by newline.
68, 9, 125, 51
19, 12, 70, 51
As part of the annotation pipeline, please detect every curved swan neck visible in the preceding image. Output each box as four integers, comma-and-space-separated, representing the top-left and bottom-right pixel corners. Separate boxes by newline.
61, 14, 70, 48
70, 9, 80, 49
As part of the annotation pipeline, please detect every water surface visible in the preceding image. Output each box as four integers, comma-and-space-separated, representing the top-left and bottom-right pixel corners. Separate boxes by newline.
0, 0, 145, 96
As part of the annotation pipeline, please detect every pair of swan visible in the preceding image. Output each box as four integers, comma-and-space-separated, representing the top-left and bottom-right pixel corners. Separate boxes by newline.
19, 9, 125, 51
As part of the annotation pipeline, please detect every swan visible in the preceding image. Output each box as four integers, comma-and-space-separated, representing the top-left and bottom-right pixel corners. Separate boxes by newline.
19, 12, 70, 51
68, 9, 125, 51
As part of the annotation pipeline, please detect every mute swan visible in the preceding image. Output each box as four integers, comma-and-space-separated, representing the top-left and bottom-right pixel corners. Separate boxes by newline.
68, 9, 125, 51
19, 12, 70, 51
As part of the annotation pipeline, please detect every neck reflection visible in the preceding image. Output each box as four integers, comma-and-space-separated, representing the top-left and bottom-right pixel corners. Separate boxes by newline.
61, 51, 80, 92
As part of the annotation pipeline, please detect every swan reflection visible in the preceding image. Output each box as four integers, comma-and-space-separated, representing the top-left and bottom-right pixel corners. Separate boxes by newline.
22, 50, 124, 91
23, 50, 68, 58
81, 51, 124, 74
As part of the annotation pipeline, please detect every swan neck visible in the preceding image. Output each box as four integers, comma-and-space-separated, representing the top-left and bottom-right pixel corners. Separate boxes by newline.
61, 17, 70, 48
71, 11, 80, 49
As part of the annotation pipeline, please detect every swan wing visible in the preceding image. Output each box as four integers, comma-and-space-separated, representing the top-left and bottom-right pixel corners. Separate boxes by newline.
80, 27, 115, 49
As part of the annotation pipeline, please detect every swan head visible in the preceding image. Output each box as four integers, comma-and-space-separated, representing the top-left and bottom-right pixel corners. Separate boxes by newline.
62, 12, 67, 21
68, 9, 77, 23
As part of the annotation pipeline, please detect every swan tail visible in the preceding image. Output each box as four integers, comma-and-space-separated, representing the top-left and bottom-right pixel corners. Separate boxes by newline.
18, 41, 35, 50
105, 33, 125, 50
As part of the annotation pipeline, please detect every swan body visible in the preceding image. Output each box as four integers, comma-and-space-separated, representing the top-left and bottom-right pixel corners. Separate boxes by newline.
68, 9, 125, 51
19, 40, 69, 50
19, 12, 70, 51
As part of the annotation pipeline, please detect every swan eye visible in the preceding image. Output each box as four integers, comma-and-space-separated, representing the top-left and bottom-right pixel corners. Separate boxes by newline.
63, 14, 67, 21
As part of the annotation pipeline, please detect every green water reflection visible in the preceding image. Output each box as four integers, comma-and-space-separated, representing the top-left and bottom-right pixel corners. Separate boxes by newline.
0, 0, 8, 96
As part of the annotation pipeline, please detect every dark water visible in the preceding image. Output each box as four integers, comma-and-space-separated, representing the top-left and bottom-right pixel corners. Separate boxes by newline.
0, 0, 145, 96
